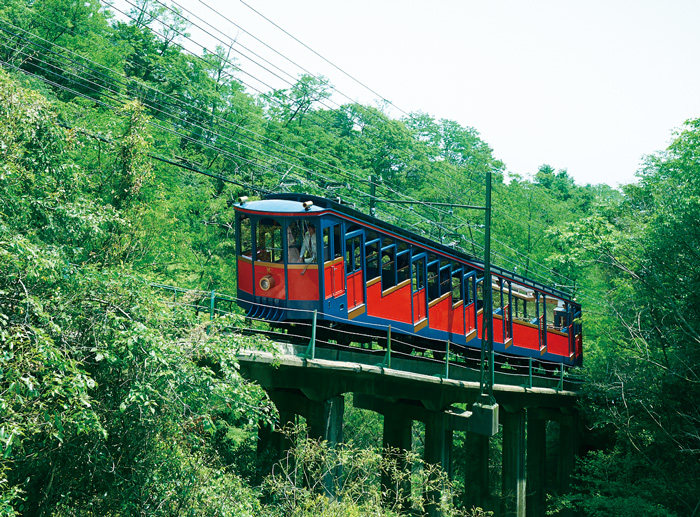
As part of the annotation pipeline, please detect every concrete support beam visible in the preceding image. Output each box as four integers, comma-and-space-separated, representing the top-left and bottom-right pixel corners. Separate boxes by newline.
526, 411, 547, 517
502, 408, 526, 517
463, 432, 491, 512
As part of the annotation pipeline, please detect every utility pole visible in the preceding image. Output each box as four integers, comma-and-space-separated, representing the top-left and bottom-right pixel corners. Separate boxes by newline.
480, 168, 495, 402
369, 171, 496, 402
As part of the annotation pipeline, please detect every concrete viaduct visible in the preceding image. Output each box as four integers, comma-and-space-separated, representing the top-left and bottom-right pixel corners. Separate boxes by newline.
239, 343, 580, 517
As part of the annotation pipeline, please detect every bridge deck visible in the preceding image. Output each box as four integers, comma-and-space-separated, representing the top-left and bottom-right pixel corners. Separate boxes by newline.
237, 343, 577, 410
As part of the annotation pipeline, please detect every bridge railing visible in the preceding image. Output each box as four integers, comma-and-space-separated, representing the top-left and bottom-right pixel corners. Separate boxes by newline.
150, 283, 584, 391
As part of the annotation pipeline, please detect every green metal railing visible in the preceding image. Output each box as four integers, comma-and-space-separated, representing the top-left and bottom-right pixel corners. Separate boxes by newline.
151, 283, 583, 391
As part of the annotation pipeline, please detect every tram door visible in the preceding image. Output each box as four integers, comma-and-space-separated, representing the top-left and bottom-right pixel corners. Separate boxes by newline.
412, 255, 427, 323
345, 231, 364, 311
323, 223, 345, 299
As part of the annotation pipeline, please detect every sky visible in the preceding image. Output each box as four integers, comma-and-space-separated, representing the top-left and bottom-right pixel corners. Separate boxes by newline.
137, 0, 700, 187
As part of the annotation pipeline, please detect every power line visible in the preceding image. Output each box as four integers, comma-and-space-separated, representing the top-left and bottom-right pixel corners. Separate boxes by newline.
1, 6, 578, 290
237, 0, 411, 118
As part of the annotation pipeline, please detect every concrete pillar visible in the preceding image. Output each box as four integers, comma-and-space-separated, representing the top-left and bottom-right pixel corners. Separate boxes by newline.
463, 432, 490, 512
557, 414, 577, 494
381, 414, 412, 512
502, 408, 526, 517
526, 411, 547, 517
424, 413, 451, 517
306, 395, 345, 445
306, 395, 345, 498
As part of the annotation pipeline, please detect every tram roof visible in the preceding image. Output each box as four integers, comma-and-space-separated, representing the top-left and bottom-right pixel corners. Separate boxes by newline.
234, 198, 326, 214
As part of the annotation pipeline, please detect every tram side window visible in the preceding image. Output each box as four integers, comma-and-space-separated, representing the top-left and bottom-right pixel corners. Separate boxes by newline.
239, 215, 252, 257
397, 249, 410, 284
256, 219, 283, 262
381, 245, 396, 290
412, 258, 425, 292
476, 278, 484, 310
451, 266, 463, 304
465, 275, 473, 305
493, 280, 504, 313
346, 236, 362, 274
333, 225, 342, 260
323, 227, 330, 261
439, 262, 451, 297
366, 241, 380, 279
427, 262, 440, 300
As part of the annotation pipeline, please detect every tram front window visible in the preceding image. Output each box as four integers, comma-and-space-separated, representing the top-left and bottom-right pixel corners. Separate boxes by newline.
288, 220, 316, 264
256, 219, 283, 262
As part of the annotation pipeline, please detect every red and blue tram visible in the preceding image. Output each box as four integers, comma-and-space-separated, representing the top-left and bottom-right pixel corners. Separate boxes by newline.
233, 193, 582, 367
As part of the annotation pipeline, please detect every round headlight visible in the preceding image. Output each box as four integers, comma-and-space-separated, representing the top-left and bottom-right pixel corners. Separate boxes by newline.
259, 274, 274, 291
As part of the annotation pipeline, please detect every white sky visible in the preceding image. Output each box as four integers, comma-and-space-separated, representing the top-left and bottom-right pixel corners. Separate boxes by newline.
139, 0, 700, 186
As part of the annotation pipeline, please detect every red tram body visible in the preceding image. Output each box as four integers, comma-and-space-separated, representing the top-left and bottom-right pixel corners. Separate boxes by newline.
234, 194, 582, 367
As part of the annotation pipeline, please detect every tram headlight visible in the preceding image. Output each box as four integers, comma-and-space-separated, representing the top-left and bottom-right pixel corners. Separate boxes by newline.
259, 274, 274, 291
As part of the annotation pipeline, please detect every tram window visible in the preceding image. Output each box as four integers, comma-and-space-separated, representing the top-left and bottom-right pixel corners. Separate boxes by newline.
493, 280, 503, 313
346, 240, 352, 273
347, 224, 361, 234
381, 246, 396, 290
412, 258, 425, 292
465, 275, 473, 304
366, 230, 378, 242
452, 267, 463, 304
427, 262, 440, 300
239, 214, 252, 257
300, 222, 317, 263
439, 264, 452, 296
397, 250, 410, 283
287, 221, 302, 263
256, 219, 283, 262
345, 236, 362, 274
366, 241, 380, 279
333, 225, 342, 260
323, 227, 330, 261
476, 279, 484, 310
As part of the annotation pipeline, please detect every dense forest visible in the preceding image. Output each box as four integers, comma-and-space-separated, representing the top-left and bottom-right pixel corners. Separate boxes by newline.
0, 1, 698, 515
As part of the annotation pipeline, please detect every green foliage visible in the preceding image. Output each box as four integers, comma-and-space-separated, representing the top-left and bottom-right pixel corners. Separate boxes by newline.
262, 426, 468, 517
1, 2, 698, 514
550, 119, 700, 516
0, 68, 271, 515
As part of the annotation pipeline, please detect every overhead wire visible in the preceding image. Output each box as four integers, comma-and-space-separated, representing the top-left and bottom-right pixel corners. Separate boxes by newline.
117, 3, 573, 288
236, 0, 412, 119
134, 0, 577, 287
0, 54, 270, 193
2, 4, 578, 291
1, 9, 481, 256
